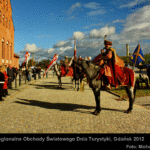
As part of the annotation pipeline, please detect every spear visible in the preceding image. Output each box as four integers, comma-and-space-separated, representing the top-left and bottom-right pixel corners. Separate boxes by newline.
74, 36, 77, 59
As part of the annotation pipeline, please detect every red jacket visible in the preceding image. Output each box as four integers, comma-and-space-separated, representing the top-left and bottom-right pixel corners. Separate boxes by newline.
3, 71, 8, 89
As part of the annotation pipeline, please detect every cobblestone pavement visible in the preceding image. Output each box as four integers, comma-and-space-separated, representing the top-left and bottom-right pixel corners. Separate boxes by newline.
0, 75, 150, 133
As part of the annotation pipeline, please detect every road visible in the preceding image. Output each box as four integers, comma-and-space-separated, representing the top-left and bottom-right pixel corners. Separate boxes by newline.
0, 75, 150, 133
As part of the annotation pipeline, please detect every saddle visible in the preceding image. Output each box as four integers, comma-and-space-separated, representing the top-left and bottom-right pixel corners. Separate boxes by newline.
96, 66, 135, 88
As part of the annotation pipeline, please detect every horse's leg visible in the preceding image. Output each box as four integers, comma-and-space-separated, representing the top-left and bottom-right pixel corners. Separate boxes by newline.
74, 79, 77, 90
58, 76, 61, 87
60, 77, 62, 87
58, 76, 62, 88
124, 86, 135, 113
92, 87, 101, 115
77, 79, 80, 91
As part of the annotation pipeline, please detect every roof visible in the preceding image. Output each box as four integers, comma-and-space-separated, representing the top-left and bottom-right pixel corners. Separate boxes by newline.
14, 53, 20, 58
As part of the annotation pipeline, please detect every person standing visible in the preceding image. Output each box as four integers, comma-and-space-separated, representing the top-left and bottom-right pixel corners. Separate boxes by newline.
12, 65, 16, 82
1, 66, 9, 97
33, 67, 36, 80
28, 66, 32, 81
25, 67, 29, 81
7, 64, 13, 89
0, 66, 5, 101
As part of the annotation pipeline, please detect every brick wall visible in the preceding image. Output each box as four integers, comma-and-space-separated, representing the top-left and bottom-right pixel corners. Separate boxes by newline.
0, 0, 19, 68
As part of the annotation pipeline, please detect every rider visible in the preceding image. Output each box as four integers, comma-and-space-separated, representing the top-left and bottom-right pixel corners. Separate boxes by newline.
64, 56, 69, 73
97, 40, 125, 90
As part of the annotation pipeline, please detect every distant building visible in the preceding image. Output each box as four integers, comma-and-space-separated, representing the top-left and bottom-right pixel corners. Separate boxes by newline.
0, 0, 19, 68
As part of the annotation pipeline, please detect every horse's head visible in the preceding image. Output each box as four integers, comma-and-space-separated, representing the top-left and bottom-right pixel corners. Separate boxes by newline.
73, 58, 83, 70
74, 58, 100, 80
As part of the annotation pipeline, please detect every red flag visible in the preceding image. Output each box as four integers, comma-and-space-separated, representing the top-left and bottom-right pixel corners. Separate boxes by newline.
43, 54, 58, 77
22, 52, 30, 66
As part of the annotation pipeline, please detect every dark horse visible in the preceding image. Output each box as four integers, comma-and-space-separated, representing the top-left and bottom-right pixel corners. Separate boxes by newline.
73, 58, 136, 115
72, 62, 84, 91
54, 62, 84, 90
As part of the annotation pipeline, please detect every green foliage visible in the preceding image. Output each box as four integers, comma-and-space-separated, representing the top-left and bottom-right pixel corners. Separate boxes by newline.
120, 53, 150, 66
144, 54, 150, 64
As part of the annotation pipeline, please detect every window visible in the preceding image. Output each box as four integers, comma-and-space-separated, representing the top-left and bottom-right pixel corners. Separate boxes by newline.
6, 1, 8, 11
3, 0, 5, 9
8, 21, 10, 29
7, 41, 9, 60
0, 11, 1, 23
2, 39, 5, 59
3, 15, 5, 26
6, 18, 7, 27
10, 44, 12, 60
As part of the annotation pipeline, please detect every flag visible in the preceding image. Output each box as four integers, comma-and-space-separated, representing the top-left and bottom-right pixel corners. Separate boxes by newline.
22, 52, 30, 66
131, 44, 145, 66
26, 52, 30, 66
43, 54, 58, 77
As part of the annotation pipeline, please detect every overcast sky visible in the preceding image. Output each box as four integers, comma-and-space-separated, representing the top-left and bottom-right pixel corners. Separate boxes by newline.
11, 0, 150, 64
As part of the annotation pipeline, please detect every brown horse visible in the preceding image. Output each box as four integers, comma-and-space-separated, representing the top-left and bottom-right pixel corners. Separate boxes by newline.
73, 58, 136, 115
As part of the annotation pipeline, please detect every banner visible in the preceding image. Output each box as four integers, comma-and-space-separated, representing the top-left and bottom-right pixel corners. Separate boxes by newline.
43, 54, 58, 77
22, 52, 30, 66
131, 44, 145, 66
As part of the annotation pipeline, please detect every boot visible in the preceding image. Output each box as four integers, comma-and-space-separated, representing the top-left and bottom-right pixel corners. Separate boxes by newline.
105, 84, 111, 90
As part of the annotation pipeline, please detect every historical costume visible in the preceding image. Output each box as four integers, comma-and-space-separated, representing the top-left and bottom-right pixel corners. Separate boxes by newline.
3, 71, 8, 96
93, 40, 126, 89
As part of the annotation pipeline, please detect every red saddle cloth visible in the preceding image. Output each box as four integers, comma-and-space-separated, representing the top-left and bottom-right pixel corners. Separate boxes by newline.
60, 66, 73, 77
97, 65, 135, 88
120, 66, 135, 87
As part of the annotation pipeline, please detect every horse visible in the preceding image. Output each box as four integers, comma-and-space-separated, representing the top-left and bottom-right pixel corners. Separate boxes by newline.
54, 62, 84, 90
72, 62, 84, 91
73, 58, 136, 115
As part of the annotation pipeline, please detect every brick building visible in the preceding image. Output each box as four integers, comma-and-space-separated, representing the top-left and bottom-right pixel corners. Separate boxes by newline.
0, 0, 19, 68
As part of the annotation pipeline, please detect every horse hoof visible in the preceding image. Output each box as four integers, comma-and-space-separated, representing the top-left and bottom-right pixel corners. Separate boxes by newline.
93, 110, 100, 116
124, 110, 132, 114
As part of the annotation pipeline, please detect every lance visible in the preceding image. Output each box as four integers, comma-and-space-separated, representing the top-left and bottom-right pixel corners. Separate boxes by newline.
74, 36, 77, 59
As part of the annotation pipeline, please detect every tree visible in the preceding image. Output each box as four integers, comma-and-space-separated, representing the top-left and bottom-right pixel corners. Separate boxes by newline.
28, 59, 36, 67
36, 59, 51, 69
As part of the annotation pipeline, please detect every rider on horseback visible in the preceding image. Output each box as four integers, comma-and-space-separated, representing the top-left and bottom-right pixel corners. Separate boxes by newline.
95, 40, 125, 90
64, 56, 69, 74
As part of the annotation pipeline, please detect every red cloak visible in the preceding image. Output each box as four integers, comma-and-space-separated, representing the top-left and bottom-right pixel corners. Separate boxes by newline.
3, 71, 8, 89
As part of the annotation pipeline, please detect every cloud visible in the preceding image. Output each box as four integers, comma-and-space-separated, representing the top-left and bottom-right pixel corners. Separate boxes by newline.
84, 2, 101, 9
119, 0, 147, 8
123, 5, 150, 40
17, 44, 57, 64
53, 40, 72, 48
87, 9, 106, 16
47, 48, 55, 53
66, 2, 106, 17
89, 26, 116, 38
120, 0, 140, 8
67, 2, 81, 15
112, 19, 125, 24
23, 44, 39, 52
73, 31, 85, 39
